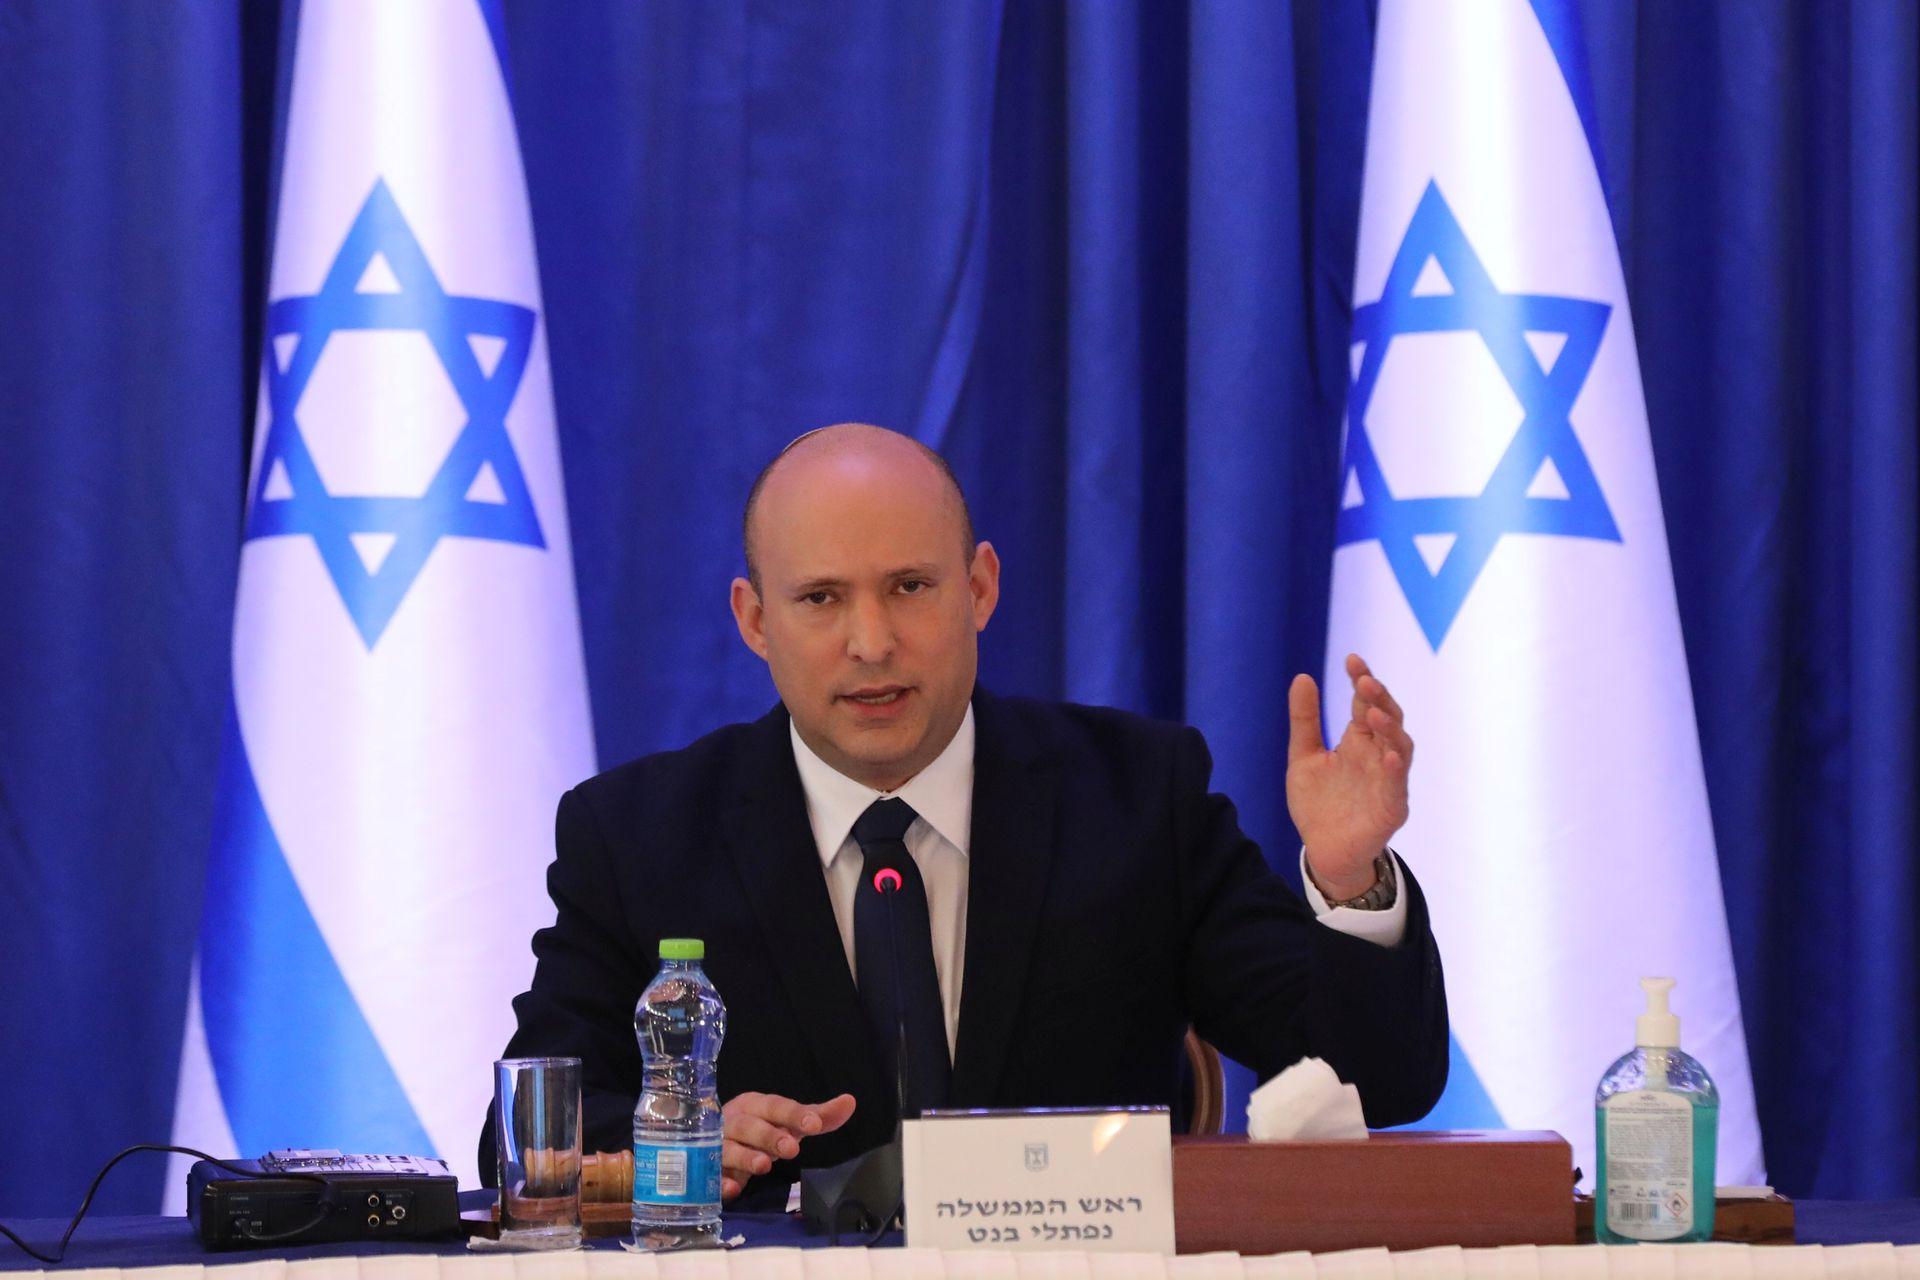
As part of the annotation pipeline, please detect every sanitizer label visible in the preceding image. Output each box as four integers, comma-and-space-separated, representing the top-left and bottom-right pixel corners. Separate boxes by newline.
632, 1139, 722, 1206
1603, 1091, 1694, 1240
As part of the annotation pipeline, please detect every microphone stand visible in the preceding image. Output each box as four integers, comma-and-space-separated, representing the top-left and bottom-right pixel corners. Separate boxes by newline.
800, 871, 912, 1242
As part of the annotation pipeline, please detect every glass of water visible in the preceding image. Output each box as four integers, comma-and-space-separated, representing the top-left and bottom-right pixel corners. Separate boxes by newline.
494, 1056, 583, 1249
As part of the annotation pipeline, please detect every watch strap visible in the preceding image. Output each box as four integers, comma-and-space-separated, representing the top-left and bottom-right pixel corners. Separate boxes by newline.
1323, 852, 1398, 911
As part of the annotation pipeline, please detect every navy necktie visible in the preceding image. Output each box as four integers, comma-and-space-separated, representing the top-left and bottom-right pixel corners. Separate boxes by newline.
851, 798, 951, 1119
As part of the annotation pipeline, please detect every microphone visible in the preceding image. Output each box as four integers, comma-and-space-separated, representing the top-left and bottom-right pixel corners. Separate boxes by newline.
799, 857, 915, 1242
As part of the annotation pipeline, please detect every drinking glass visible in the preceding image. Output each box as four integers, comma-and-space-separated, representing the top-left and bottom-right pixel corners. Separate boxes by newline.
494, 1056, 583, 1249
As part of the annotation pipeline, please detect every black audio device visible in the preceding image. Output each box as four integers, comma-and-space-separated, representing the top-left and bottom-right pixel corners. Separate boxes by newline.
186, 1150, 461, 1248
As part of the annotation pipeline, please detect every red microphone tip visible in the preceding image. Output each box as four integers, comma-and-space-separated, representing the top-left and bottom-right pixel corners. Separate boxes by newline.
872, 868, 904, 894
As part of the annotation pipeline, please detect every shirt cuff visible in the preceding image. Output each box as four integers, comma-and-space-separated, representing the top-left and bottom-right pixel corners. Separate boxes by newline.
1299, 848, 1409, 947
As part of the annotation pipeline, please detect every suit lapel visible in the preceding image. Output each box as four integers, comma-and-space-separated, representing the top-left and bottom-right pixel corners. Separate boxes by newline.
951, 690, 1056, 1104
720, 704, 882, 1102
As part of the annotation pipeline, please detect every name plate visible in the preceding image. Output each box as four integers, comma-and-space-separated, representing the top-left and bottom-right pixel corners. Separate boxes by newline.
903, 1107, 1175, 1252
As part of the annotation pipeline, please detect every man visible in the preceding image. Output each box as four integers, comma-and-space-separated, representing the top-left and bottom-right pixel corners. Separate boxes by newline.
484, 423, 1447, 1203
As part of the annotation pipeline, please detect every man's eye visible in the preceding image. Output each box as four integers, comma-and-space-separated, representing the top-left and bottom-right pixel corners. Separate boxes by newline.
801, 591, 834, 606
898, 580, 928, 595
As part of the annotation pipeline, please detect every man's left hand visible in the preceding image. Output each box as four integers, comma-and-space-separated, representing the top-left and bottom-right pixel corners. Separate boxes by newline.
1286, 653, 1413, 900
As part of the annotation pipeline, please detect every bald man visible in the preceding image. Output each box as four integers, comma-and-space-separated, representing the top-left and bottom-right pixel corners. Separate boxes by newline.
483, 424, 1448, 1207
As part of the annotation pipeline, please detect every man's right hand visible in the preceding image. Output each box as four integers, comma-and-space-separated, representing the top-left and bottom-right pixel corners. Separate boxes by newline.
719, 1091, 857, 1200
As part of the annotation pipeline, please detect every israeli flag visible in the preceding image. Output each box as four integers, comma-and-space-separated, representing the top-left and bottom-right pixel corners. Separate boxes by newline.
1327, 0, 1763, 1185
167, 0, 594, 1199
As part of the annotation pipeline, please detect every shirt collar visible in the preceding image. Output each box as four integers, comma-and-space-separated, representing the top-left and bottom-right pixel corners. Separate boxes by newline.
789, 704, 975, 868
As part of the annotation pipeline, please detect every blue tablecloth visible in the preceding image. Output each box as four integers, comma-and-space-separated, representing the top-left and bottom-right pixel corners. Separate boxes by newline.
2, 1199, 1915, 1271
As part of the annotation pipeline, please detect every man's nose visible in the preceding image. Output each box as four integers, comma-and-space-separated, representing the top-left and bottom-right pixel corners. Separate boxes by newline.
844, 594, 896, 664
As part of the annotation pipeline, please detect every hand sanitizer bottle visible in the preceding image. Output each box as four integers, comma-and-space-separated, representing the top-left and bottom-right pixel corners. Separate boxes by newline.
1595, 977, 1719, 1243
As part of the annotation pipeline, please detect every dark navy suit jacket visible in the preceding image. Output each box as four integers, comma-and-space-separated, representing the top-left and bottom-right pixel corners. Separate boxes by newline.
481, 689, 1449, 1192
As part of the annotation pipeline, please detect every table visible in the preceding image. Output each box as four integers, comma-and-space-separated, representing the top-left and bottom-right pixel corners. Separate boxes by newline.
3, 1201, 1916, 1276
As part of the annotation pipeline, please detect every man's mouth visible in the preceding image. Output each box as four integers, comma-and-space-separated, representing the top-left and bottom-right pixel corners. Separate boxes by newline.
842, 686, 910, 707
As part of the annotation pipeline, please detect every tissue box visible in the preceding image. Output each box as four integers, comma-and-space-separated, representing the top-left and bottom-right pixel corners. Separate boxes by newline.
1173, 1130, 1574, 1254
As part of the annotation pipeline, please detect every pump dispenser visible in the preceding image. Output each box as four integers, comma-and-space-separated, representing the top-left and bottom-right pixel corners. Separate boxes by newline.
1637, 977, 1680, 1045
1595, 978, 1719, 1243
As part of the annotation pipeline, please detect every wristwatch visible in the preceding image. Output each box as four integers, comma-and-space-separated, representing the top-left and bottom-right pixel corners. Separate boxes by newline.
1322, 852, 1398, 911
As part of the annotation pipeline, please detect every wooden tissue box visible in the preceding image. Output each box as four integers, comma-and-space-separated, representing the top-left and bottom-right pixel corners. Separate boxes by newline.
1172, 1131, 1576, 1254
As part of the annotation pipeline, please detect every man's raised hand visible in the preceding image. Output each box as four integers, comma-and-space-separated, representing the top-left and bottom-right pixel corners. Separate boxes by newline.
1285, 653, 1414, 901
719, 1091, 856, 1200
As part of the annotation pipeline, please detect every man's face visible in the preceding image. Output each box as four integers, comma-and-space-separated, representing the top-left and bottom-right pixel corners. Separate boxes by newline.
731, 445, 998, 792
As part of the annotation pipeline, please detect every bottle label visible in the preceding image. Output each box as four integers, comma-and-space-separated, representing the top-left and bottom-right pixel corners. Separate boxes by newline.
632, 1139, 722, 1206
1603, 1090, 1694, 1240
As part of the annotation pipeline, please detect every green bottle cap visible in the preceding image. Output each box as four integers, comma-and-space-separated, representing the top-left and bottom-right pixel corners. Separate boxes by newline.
658, 938, 705, 961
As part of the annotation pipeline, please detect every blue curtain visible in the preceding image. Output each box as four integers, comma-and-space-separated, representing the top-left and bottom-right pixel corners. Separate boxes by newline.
0, 0, 1912, 1215
0, 1, 276, 1217
1585, 1, 1920, 1198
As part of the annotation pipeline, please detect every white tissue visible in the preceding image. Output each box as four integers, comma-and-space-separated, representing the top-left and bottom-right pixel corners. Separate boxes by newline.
1246, 1056, 1369, 1140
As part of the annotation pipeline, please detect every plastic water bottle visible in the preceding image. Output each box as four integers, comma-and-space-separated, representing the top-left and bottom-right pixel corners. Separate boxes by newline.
630, 938, 727, 1247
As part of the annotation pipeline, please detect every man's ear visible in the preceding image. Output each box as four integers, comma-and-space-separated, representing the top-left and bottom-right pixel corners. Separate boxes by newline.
968, 541, 1001, 632
730, 577, 770, 660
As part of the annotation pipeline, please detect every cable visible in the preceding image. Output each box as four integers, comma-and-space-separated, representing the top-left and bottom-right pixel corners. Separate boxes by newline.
0, 1145, 341, 1265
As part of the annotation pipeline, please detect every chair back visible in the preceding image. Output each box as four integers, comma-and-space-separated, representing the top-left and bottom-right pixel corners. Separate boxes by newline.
1182, 1028, 1225, 1135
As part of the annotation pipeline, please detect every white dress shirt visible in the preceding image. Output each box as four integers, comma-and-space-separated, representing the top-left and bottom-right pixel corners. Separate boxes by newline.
788, 707, 1408, 1060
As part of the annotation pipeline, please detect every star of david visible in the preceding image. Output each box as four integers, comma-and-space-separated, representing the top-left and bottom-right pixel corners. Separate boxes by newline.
246, 178, 545, 648
1338, 180, 1620, 650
